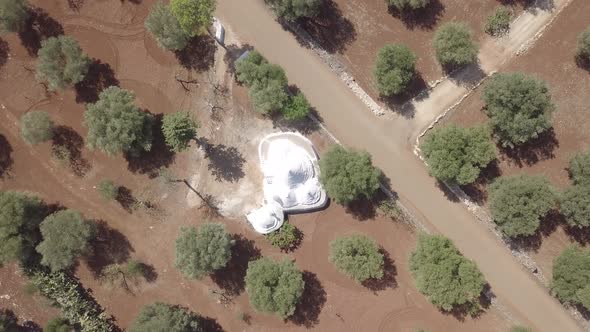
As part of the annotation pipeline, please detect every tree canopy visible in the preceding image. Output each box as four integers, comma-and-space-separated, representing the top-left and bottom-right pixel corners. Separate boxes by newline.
265, 0, 322, 21
84, 86, 154, 156
169, 0, 215, 36
319, 145, 381, 204
484, 6, 512, 36
36, 36, 91, 91
551, 246, 590, 311
0, 0, 28, 33
20, 111, 54, 145
36, 209, 96, 272
386, 0, 430, 10
0, 191, 45, 266
129, 302, 202, 332
561, 185, 590, 228
282, 91, 310, 120
329, 234, 384, 282
245, 257, 304, 318
44, 317, 71, 332
373, 44, 416, 96
421, 124, 496, 185
482, 72, 554, 148
433, 22, 478, 68
568, 152, 590, 186
145, 1, 190, 51
409, 234, 485, 311
577, 28, 590, 60
175, 223, 233, 279
162, 111, 198, 152
488, 175, 557, 237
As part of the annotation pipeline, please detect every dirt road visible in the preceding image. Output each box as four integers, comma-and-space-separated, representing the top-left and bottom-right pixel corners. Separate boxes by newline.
216, 0, 582, 331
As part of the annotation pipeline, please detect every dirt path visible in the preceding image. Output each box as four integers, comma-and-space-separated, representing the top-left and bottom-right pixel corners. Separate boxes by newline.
215, 0, 582, 331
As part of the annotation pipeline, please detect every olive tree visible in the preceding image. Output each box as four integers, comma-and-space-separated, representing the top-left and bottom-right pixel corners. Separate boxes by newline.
576, 28, 590, 61
409, 234, 485, 311
421, 125, 495, 185
36, 36, 91, 91
561, 185, 590, 228
386, 0, 430, 10
482, 72, 554, 148
484, 6, 511, 36
319, 146, 381, 204
551, 246, 590, 310
36, 209, 96, 271
329, 234, 384, 282
433, 22, 478, 68
169, 0, 215, 36
20, 111, 54, 145
373, 44, 416, 96
175, 223, 233, 279
488, 175, 557, 237
265, 0, 323, 21
568, 152, 590, 186
129, 303, 202, 332
282, 91, 310, 120
250, 79, 289, 114
145, 1, 190, 51
245, 257, 304, 318
162, 112, 198, 152
45, 317, 71, 332
84, 86, 154, 156
0, 0, 28, 33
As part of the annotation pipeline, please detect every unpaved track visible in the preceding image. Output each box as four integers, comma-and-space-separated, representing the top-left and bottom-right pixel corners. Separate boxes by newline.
216, 0, 582, 331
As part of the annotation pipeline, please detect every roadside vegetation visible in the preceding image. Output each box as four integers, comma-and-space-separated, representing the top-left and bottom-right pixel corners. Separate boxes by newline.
265, 0, 323, 21
551, 246, 590, 311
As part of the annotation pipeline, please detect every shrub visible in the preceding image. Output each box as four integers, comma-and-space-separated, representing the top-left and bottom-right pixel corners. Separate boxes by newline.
561, 185, 590, 228
245, 257, 304, 318
282, 92, 310, 120
319, 145, 381, 204
51, 145, 71, 166
569, 152, 590, 186
329, 234, 384, 282
0, 191, 45, 266
551, 246, 590, 310
420, 124, 496, 185
488, 175, 556, 237
126, 259, 148, 278
409, 234, 485, 311
36, 210, 96, 271
433, 22, 478, 68
96, 179, 118, 201
484, 6, 511, 36
265, 0, 322, 21
249, 79, 289, 114
130, 302, 201, 332
577, 28, 590, 60
20, 111, 54, 145
162, 112, 198, 152
169, 0, 215, 36
373, 44, 416, 96
84, 86, 154, 156
235, 51, 268, 86
36, 36, 91, 91
482, 72, 554, 148
378, 199, 405, 221
145, 1, 190, 51
45, 317, 71, 332
175, 223, 233, 279
0, 0, 28, 33
386, 0, 430, 10
265, 222, 300, 251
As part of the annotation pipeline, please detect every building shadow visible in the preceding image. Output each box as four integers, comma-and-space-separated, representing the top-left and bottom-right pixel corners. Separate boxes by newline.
51, 125, 92, 177
387, 0, 445, 31
200, 138, 246, 183
18, 7, 64, 57
288, 271, 327, 328
75, 59, 119, 103
380, 72, 429, 118
459, 160, 502, 205
0, 38, 8, 68
126, 113, 175, 178
86, 220, 134, 277
175, 35, 216, 71
508, 210, 563, 252
0, 134, 13, 179
211, 234, 261, 296
362, 249, 397, 292
223, 43, 254, 74
498, 128, 559, 167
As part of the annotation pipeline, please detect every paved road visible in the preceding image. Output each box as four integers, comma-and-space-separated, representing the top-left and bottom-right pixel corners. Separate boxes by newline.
216, 1, 582, 331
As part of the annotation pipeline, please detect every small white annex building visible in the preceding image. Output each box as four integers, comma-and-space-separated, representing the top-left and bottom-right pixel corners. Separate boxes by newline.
246, 132, 327, 234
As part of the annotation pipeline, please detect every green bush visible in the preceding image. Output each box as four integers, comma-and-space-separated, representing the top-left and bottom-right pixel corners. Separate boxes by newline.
378, 199, 405, 221
484, 6, 511, 36
373, 44, 416, 96
36, 36, 91, 91
329, 234, 384, 282
51, 145, 71, 166
551, 246, 590, 310
44, 317, 71, 332
245, 257, 304, 318
162, 112, 198, 152
577, 28, 590, 60
249, 79, 289, 114
20, 111, 54, 145
169, 0, 215, 36
235, 51, 268, 86
265, 222, 300, 251
510, 326, 532, 332
145, 1, 190, 51
96, 179, 118, 201
84, 86, 154, 156
421, 124, 496, 185
561, 185, 590, 228
130, 302, 201, 332
319, 145, 381, 204
265, 0, 322, 21
175, 223, 233, 279
386, 0, 430, 10
283, 92, 310, 120
488, 175, 557, 237
126, 259, 148, 278
433, 22, 478, 68
568, 152, 590, 186
0, 0, 28, 33
409, 234, 485, 311
482, 72, 554, 148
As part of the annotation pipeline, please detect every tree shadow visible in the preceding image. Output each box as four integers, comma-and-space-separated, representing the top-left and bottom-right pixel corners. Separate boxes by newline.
498, 128, 559, 167
67, 0, 85, 11
138, 262, 158, 282
296, 0, 356, 54
508, 210, 563, 252
575, 55, 590, 73
435, 180, 461, 203
75, 59, 119, 103
175, 35, 216, 71
86, 220, 134, 277
199, 316, 224, 332
21, 320, 42, 332
387, 0, 445, 31
380, 72, 429, 118
345, 197, 378, 221
223, 43, 254, 74
18, 7, 64, 57
288, 271, 326, 328
200, 138, 246, 183
115, 186, 136, 213
211, 234, 261, 296
51, 126, 92, 177
126, 113, 175, 178
449, 62, 487, 88
362, 249, 397, 292
459, 160, 502, 204
0, 38, 8, 68
0, 134, 13, 179
444, 283, 493, 321
565, 224, 590, 245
